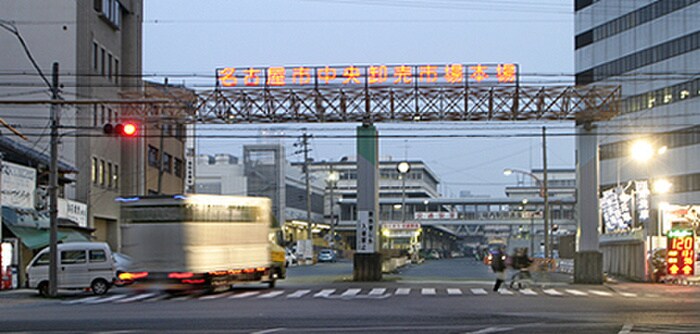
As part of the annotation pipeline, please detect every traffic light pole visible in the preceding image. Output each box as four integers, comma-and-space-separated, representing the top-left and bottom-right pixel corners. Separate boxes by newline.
48, 62, 60, 297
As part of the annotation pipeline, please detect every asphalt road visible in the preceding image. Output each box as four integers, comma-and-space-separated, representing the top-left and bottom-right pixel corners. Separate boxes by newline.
1, 257, 698, 334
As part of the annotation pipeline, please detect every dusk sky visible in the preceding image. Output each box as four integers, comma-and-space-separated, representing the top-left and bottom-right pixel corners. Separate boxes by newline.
142, 0, 576, 197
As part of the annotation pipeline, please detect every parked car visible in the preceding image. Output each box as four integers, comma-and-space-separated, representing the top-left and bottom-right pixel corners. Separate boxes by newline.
26, 242, 116, 297
426, 249, 441, 260
317, 249, 336, 263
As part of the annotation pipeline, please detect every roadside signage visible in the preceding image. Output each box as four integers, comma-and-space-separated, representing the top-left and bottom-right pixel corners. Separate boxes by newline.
667, 227, 695, 276
217, 63, 519, 88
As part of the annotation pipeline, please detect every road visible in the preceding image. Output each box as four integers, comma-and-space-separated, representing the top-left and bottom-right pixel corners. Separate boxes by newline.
1, 257, 698, 333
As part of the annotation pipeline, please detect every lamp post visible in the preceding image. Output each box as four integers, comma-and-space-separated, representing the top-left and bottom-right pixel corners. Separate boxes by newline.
326, 168, 339, 251
397, 162, 411, 223
504, 168, 550, 259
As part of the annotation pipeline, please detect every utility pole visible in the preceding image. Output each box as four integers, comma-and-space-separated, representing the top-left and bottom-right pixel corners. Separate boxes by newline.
301, 132, 312, 240
48, 62, 60, 297
542, 126, 550, 260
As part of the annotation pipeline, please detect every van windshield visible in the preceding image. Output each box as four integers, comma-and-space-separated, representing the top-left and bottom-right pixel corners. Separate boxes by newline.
33, 252, 50, 266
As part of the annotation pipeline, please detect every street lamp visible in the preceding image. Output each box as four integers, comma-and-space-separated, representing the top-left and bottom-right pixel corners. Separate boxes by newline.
326, 168, 339, 251
397, 161, 411, 223
504, 168, 550, 259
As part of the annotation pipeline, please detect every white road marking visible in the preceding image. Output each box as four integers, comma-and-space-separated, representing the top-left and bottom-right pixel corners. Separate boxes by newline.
466, 326, 515, 334
618, 292, 637, 298
313, 289, 336, 298
519, 288, 537, 296
470, 288, 488, 295
115, 292, 158, 304
229, 291, 260, 299
394, 288, 411, 295
170, 295, 192, 301
144, 294, 169, 302
258, 291, 285, 299
542, 289, 563, 296
286, 289, 311, 299
421, 288, 436, 296
62, 296, 100, 305
497, 289, 514, 295
618, 324, 633, 334
251, 328, 286, 334
368, 288, 386, 296
341, 288, 362, 297
588, 290, 613, 297
199, 292, 232, 300
565, 289, 588, 296
85, 294, 127, 304
447, 288, 463, 295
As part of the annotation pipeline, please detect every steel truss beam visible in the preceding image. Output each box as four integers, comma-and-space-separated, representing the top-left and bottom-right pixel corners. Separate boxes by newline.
192, 85, 620, 124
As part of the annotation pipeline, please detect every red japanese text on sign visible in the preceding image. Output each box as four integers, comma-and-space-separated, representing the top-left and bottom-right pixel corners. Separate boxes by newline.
368, 65, 388, 84
267, 67, 286, 86
419, 65, 438, 83
393, 65, 413, 84
292, 67, 312, 85
497, 64, 517, 83
470, 64, 489, 82
218, 67, 237, 87
343, 66, 361, 85
318, 66, 337, 84
244, 68, 260, 86
444, 64, 464, 84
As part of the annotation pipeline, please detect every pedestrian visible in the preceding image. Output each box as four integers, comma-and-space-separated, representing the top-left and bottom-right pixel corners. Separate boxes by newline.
491, 246, 507, 291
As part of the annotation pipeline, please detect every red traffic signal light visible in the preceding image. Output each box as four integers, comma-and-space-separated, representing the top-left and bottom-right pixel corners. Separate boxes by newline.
103, 122, 138, 137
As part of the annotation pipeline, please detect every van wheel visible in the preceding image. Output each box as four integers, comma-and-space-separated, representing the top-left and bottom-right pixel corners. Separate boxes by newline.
38, 281, 50, 298
91, 279, 110, 295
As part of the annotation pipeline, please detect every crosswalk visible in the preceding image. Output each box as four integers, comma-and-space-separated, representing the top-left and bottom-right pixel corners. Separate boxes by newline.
61, 286, 659, 305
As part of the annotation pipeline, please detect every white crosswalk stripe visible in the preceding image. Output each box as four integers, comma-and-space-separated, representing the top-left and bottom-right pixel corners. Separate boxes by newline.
519, 288, 537, 296
497, 289, 514, 295
394, 288, 411, 296
368, 288, 386, 296
565, 289, 588, 296
199, 292, 232, 300
618, 292, 637, 298
588, 290, 613, 297
85, 294, 128, 304
115, 292, 158, 304
470, 288, 488, 295
229, 291, 260, 299
144, 294, 169, 302
341, 288, 361, 297
314, 289, 336, 298
542, 289, 563, 296
447, 288, 463, 295
62, 296, 100, 305
421, 288, 436, 296
287, 289, 311, 299
258, 291, 285, 299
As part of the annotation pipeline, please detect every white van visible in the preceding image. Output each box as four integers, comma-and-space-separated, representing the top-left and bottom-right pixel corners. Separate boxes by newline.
26, 242, 116, 297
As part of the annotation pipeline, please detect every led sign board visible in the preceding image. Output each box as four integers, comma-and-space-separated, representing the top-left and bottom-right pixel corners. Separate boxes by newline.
216, 63, 518, 88
667, 228, 695, 276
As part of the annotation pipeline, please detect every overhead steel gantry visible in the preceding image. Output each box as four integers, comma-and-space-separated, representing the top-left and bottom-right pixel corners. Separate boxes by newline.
189, 84, 620, 124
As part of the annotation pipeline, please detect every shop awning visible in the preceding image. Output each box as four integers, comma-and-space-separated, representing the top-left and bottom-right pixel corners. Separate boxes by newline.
2, 206, 91, 250
3, 224, 89, 250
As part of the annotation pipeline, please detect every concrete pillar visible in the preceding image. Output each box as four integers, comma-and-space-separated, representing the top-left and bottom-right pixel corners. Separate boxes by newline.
575, 123, 604, 284
353, 125, 382, 281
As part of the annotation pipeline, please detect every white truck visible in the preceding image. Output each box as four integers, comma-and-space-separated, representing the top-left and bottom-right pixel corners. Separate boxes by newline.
118, 194, 285, 291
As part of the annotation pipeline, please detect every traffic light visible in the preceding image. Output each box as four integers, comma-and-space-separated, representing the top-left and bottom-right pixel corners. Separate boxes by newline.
103, 122, 138, 137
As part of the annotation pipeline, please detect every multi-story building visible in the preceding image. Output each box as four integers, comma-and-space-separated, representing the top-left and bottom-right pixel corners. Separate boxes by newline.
194, 154, 247, 195
1, 1, 143, 251
575, 0, 700, 279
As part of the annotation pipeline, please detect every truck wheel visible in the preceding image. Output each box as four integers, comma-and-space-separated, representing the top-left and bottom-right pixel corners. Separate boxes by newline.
38, 281, 50, 297
91, 278, 110, 295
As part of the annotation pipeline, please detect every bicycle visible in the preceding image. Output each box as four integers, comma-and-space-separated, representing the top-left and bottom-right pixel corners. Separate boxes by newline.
509, 269, 533, 290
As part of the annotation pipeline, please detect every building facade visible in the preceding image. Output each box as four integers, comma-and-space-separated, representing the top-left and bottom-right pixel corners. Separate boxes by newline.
1, 1, 143, 251
575, 0, 700, 280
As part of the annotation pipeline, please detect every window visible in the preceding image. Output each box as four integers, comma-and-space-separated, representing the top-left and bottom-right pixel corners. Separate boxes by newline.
174, 158, 184, 178
34, 253, 50, 266
113, 164, 119, 189
61, 250, 86, 265
100, 48, 105, 76
92, 157, 98, 183
108, 53, 112, 80
148, 145, 159, 167
93, 105, 98, 127
100, 159, 106, 185
101, 105, 106, 124
89, 250, 106, 262
114, 58, 119, 84
163, 153, 172, 173
96, 0, 122, 29
92, 42, 98, 70
107, 162, 113, 188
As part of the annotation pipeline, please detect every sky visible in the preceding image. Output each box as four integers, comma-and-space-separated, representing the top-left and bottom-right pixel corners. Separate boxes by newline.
142, 0, 577, 197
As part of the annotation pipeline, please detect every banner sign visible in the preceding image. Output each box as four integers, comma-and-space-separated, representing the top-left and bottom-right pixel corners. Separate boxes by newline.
217, 63, 519, 88
414, 211, 457, 220
635, 180, 650, 224
383, 222, 420, 230
58, 198, 88, 228
1, 162, 36, 209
